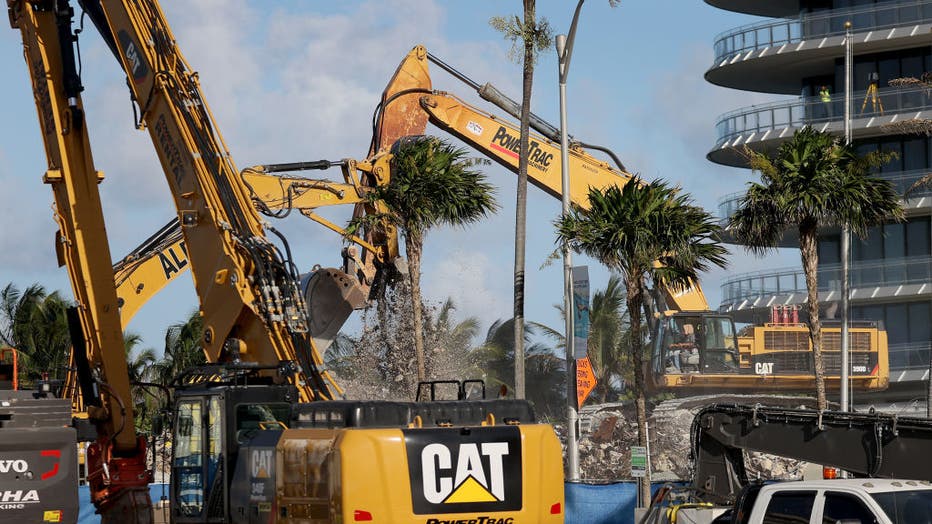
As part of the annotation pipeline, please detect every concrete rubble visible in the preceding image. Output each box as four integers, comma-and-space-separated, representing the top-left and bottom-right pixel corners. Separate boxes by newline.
559, 396, 818, 482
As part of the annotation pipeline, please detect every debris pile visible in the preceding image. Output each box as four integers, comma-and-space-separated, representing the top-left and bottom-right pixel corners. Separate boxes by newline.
562, 396, 818, 482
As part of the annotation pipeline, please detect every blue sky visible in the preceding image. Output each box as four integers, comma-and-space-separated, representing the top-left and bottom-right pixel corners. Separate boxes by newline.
0, 1, 799, 357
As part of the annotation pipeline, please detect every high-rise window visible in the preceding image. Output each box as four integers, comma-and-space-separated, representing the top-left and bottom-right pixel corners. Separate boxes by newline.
853, 301, 930, 369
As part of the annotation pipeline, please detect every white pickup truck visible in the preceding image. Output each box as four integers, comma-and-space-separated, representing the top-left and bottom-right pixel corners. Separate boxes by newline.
645, 479, 932, 524
741, 479, 932, 524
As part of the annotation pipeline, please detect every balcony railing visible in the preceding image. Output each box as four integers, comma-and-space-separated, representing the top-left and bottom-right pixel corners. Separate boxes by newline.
717, 169, 932, 220
717, 191, 745, 220
889, 341, 932, 370
714, 0, 932, 64
715, 85, 932, 146
721, 255, 932, 304
880, 168, 932, 197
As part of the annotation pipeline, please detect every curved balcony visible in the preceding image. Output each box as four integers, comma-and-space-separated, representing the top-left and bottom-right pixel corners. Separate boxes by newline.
717, 168, 932, 222
719, 256, 932, 314
717, 191, 745, 221
704, 1, 800, 19
707, 0, 932, 93
708, 85, 932, 167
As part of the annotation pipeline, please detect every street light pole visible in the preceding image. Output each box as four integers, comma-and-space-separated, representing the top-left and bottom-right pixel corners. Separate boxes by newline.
557, 0, 585, 482
841, 20, 852, 412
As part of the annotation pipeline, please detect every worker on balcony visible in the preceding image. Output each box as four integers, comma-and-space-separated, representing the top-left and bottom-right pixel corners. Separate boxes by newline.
819, 85, 833, 119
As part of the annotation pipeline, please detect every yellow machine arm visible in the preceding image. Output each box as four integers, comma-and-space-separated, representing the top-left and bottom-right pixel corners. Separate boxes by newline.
382, 47, 890, 395
74, 0, 383, 404
62, 164, 398, 413
112, 219, 188, 325
112, 166, 395, 328
242, 157, 401, 273
9, 0, 134, 436
8, 0, 151, 517
377, 46, 712, 312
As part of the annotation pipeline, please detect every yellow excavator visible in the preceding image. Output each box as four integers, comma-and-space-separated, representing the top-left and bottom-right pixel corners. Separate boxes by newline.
6, 1, 145, 521
8, 2, 565, 523
376, 45, 889, 394
78, 42, 891, 405
61, 161, 403, 415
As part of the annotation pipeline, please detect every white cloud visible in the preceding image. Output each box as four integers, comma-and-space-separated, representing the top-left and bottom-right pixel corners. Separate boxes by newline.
7, 1, 795, 349
424, 250, 508, 330
0, 137, 69, 276
623, 43, 782, 209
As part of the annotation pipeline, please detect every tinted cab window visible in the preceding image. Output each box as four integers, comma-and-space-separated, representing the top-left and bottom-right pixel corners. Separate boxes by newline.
823, 492, 879, 524
871, 490, 932, 524
763, 491, 816, 524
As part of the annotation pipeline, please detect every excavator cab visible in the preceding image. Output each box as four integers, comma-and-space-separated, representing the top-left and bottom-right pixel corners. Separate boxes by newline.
170, 364, 296, 522
656, 313, 740, 379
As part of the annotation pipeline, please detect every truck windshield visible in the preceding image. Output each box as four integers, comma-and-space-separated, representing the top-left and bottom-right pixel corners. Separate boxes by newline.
871, 490, 932, 524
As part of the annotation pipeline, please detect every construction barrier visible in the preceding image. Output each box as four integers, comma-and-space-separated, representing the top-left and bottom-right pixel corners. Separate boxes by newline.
566, 481, 680, 524
78, 481, 676, 523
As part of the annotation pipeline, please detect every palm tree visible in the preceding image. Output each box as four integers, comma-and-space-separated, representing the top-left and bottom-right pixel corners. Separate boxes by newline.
0, 283, 43, 350
152, 310, 205, 386
492, 1, 620, 400
472, 318, 566, 420
729, 127, 904, 410
423, 298, 482, 379
556, 178, 728, 501
123, 332, 157, 431
908, 174, 932, 195
536, 276, 630, 403
0, 283, 73, 383
491, 3, 552, 401
124, 333, 156, 385
586, 275, 629, 402
347, 137, 497, 382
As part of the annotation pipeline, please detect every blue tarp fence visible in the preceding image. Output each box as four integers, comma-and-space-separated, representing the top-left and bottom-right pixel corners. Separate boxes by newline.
566, 481, 678, 524
79, 481, 675, 524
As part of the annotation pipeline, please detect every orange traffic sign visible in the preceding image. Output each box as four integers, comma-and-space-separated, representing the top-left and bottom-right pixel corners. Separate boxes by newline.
576, 357, 597, 407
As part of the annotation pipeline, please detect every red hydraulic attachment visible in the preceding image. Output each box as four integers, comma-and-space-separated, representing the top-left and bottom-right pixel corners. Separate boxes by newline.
86, 435, 153, 513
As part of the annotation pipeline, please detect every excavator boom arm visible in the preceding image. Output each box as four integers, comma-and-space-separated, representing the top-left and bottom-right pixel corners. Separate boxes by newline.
692, 404, 932, 502
402, 48, 711, 312
78, 0, 339, 400
10, 0, 135, 444
8, 1, 152, 518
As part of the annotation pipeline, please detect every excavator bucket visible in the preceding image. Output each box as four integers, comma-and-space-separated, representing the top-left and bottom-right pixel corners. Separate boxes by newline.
369, 45, 432, 156
303, 268, 368, 352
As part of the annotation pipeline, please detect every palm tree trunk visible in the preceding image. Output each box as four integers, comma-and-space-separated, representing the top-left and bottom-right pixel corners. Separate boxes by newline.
626, 275, 651, 505
513, 0, 536, 400
406, 232, 427, 383
800, 221, 827, 410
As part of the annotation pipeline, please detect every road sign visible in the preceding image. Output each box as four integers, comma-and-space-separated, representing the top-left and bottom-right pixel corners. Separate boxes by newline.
576, 356, 597, 408
572, 266, 590, 358
631, 446, 648, 478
